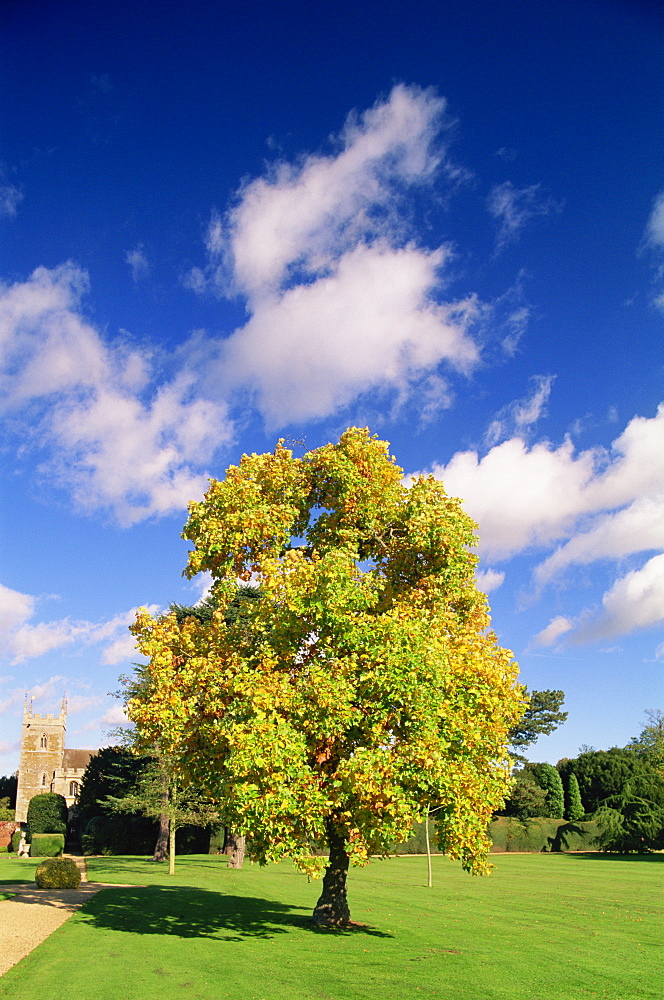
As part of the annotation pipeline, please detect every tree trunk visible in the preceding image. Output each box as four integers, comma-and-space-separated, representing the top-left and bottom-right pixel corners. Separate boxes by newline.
425, 808, 433, 888
152, 775, 170, 862
168, 820, 176, 876
223, 829, 246, 869
312, 822, 351, 927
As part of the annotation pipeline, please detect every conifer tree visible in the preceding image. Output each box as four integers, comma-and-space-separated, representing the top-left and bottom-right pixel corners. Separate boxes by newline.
529, 763, 564, 818
565, 772, 584, 822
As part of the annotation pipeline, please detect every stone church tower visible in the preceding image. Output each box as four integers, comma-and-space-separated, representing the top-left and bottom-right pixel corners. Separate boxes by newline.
15, 698, 94, 824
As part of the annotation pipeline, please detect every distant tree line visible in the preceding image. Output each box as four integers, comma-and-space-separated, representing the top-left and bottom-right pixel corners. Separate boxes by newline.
7, 691, 663, 857
501, 709, 664, 853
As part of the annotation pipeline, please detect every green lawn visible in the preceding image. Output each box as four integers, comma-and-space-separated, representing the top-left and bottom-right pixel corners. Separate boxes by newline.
0, 855, 39, 886
0, 853, 661, 1000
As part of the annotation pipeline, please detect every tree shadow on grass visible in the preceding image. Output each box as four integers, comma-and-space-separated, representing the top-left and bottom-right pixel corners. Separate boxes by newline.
562, 851, 664, 863
77, 886, 392, 940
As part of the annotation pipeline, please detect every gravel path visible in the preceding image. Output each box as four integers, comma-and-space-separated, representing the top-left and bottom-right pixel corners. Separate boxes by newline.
0, 856, 105, 978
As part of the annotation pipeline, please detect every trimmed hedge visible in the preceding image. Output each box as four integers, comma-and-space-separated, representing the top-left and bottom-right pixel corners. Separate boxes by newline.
35, 857, 81, 889
489, 816, 601, 852
175, 823, 212, 855
82, 814, 158, 856
394, 820, 442, 855
390, 818, 601, 855
10, 829, 23, 853
30, 833, 65, 857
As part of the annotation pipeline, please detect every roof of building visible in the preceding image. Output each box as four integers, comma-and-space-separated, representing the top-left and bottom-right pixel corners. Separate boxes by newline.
62, 748, 95, 770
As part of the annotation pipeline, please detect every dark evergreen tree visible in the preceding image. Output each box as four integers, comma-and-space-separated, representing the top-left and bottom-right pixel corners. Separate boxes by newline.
595, 787, 664, 853
501, 769, 548, 819
77, 745, 153, 826
0, 774, 18, 808
565, 773, 584, 822
559, 747, 664, 853
527, 763, 564, 818
558, 747, 663, 813
508, 689, 567, 762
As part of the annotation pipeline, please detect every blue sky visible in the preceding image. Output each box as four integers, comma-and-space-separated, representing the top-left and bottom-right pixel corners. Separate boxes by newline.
1, 0, 663, 773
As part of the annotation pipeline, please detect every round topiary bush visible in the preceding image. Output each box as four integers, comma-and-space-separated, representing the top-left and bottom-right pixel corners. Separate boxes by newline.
35, 857, 81, 889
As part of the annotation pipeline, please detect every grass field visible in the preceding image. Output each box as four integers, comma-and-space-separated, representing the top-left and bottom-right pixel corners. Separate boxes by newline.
0, 852, 661, 1000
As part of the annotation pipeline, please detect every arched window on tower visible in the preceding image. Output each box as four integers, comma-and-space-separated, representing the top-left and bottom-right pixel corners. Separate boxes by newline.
40, 734, 48, 748
69, 781, 79, 799
42, 773, 47, 786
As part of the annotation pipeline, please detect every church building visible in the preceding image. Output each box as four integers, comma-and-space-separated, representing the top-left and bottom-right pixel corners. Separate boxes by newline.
15, 698, 94, 824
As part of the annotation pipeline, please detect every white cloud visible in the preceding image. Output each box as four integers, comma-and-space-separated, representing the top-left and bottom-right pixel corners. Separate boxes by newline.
645, 191, 664, 249
487, 181, 560, 249
430, 435, 596, 560
0, 263, 233, 524
66, 694, 103, 713
534, 495, 664, 587
101, 633, 139, 665
2, 88, 484, 506
188, 85, 481, 426
101, 704, 129, 726
475, 568, 505, 593
8, 620, 89, 663
0, 583, 36, 633
485, 374, 554, 447
501, 306, 530, 356
190, 571, 214, 603
125, 244, 150, 281
532, 616, 573, 648
426, 403, 664, 563
417, 403, 664, 645
572, 554, 664, 643
21, 676, 67, 709
221, 242, 479, 426
644, 191, 664, 311
216, 84, 451, 300
79, 703, 131, 733
540, 555, 664, 647
45, 376, 225, 524
0, 583, 159, 665
0, 184, 23, 219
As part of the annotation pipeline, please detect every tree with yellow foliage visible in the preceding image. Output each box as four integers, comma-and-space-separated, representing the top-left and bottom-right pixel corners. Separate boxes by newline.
128, 428, 523, 926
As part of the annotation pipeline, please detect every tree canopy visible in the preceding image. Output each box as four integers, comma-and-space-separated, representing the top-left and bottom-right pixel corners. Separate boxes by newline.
508, 689, 567, 759
77, 745, 153, 827
128, 428, 523, 925
0, 774, 17, 809
557, 745, 664, 852
527, 763, 564, 819
500, 770, 548, 820
104, 757, 218, 874
626, 710, 664, 774
558, 747, 664, 815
